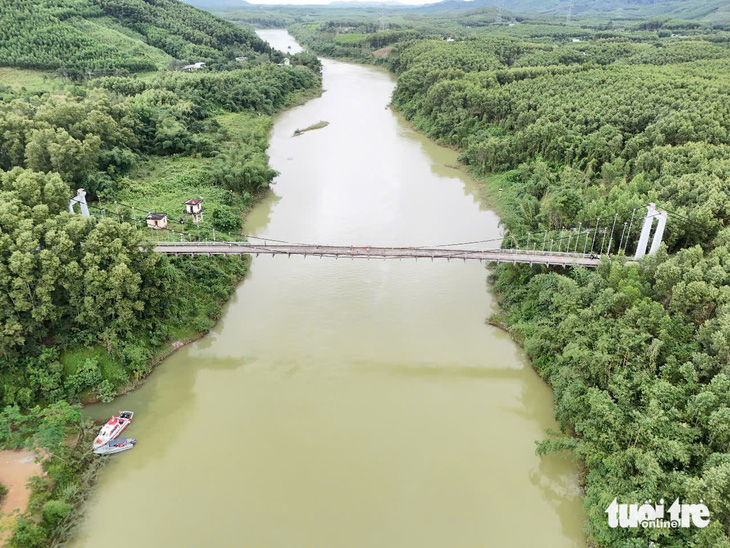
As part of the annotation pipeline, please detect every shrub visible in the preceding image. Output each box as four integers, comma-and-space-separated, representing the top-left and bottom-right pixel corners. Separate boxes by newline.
211, 205, 243, 233
42, 500, 73, 528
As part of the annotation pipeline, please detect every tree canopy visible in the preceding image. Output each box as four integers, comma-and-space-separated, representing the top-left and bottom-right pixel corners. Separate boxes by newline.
0, 0, 273, 75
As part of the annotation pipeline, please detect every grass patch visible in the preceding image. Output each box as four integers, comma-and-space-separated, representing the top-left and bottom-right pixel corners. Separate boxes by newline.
293, 120, 329, 136
478, 170, 514, 216
68, 18, 173, 70
60, 346, 128, 390
0, 67, 64, 94
216, 111, 272, 144
110, 156, 239, 241
332, 33, 367, 45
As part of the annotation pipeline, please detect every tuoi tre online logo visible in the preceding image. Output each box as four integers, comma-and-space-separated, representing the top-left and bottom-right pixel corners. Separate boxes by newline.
606, 498, 710, 529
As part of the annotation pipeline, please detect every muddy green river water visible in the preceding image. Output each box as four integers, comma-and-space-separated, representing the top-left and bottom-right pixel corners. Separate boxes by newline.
72, 30, 585, 548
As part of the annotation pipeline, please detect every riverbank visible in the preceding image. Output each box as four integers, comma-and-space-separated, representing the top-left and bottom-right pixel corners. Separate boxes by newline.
0, 451, 43, 545
76, 84, 325, 405
64, 81, 322, 397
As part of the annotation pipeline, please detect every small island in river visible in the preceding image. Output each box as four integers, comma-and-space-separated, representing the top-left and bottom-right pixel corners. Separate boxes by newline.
293, 121, 329, 136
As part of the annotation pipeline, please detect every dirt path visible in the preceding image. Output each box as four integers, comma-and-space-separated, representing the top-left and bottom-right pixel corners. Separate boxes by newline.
0, 450, 43, 545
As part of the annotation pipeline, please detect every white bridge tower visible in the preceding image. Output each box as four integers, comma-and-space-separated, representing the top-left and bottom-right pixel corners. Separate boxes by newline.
634, 202, 668, 259
68, 188, 90, 217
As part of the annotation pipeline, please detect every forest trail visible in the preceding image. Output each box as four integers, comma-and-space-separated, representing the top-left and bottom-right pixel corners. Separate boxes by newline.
0, 451, 43, 546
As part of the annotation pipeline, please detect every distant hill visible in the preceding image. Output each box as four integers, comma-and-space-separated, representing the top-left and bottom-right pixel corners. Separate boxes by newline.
186, 0, 729, 23
413, 0, 730, 21
0, 0, 271, 75
184, 0, 247, 7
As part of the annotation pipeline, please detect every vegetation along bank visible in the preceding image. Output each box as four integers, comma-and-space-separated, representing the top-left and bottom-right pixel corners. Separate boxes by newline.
0, 0, 322, 545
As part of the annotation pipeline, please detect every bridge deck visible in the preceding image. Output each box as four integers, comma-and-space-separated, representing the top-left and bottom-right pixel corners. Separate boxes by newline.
152, 242, 605, 267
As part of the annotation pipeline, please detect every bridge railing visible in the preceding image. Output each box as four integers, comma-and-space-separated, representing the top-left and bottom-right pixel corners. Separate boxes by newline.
495, 248, 605, 258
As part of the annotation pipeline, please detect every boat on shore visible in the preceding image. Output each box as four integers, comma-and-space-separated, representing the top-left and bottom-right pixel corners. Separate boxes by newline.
93, 411, 134, 450
94, 437, 137, 455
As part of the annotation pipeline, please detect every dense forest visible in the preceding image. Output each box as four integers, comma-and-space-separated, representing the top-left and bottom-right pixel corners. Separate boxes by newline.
411, 0, 729, 21
0, 1, 322, 545
0, 0, 277, 75
284, 11, 730, 547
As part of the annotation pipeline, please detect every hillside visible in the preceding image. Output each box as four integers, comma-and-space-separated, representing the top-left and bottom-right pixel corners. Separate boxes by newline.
200, 0, 730, 24
414, 0, 730, 21
185, 0, 246, 7
0, 0, 272, 75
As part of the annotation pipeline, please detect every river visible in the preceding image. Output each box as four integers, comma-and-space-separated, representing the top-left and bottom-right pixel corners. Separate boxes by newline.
72, 30, 584, 547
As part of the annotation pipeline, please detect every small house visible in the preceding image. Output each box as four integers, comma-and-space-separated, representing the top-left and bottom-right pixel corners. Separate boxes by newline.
184, 198, 204, 223
146, 212, 168, 229
182, 62, 206, 71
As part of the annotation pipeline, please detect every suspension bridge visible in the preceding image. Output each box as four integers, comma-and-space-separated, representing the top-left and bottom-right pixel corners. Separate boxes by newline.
69, 190, 673, 268
152, 242, 605, 266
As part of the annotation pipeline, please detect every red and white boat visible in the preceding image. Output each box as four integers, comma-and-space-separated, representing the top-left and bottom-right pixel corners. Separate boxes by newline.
93, 411, 133, 450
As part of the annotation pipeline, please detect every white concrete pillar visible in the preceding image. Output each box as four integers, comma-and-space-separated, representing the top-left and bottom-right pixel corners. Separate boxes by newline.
78, 189, 90, 217
649, 210, 668, 255
69, 188, 90, 217
634, 203, 657, 260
